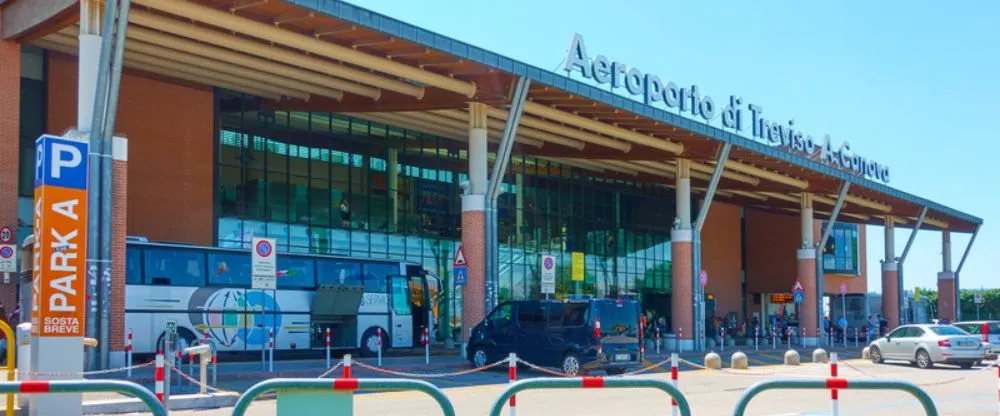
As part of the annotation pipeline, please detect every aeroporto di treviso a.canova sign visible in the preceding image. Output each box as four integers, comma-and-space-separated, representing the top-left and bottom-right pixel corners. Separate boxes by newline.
563, 34, 891, 184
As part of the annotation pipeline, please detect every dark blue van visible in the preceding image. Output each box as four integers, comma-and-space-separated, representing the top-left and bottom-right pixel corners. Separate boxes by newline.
466, 298, 642, 375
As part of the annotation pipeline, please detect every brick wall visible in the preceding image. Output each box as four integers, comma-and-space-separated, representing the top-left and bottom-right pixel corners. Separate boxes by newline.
110, 144, 127, 351
700, 202, 743, 320
745, 209, 800, 294
46, 53, 214, 246
0, 20, 20, 313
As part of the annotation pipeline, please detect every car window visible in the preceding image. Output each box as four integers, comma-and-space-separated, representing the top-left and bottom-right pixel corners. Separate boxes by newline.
929, 326, 967, 336
887, 327, 909, 338
958, 324, 980, 334
990, 323, 1000, 334
549, 304, 588, 327
489, 304, 514, 329
908, 327, 926, 338
517, 303, 546, 330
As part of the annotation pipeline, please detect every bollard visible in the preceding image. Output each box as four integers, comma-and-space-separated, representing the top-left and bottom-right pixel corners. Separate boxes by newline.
843, 327, 847, 348
188, 352, 195, 386
508, 352, 517, 416
343, 354, 352, 378
801, 327, 806, 349
817, 328, 822, 347
656, 327, 661, 354
786, 328, 792, 349
325, 328, 332, 369
126, 330, 133, 377
596, 318, 603, 356
854, 328, 859, 348
784, 350, 800, 366
731, 351, 749, 370
154, 352, 164, 403
812, 348, 828, 363
639, 319, 646, 360
671, 353, 679, 416
212, 354, 217, 387
676, 327, 682, 353
831, 352, 840, 416
424, 326, 430, 365
704, 352, 722, 370
268, 328, 274, 373
377, 327, 383, 367
754, 326, 759, 352
771, 328, 777, 349
175, 351, 182, 389
720, 327, 725, 352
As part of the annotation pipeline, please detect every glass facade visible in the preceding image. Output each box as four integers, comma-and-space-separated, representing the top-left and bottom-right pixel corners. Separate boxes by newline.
821, 222, 861, 275
215, 91, 677, 326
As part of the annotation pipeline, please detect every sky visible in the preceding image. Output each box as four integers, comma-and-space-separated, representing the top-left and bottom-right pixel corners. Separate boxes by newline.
351, 0, 996, 292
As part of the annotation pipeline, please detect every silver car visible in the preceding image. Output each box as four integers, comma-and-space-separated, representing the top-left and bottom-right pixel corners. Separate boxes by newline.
952, 321, 1000, 360
868, 324, 984, 369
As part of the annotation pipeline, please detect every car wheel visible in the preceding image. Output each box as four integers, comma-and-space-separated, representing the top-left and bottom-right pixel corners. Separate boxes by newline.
358, 328, 386, 357
960, 362, 974, 369
561, 352, 581, 376
869, 346, 884, 364
915, 349, 933, 369
471, 347, 488, 368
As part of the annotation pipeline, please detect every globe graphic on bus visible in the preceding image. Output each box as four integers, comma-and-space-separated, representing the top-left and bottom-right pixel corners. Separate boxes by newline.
188, 288, 281, 348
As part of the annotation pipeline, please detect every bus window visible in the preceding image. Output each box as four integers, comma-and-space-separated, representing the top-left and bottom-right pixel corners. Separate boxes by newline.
362, 263, 395, 293
277, 257, 315, 289
317, 259, 361, 286
144, 249, 206, 286
207, 253, 251, 287
126, 247, 142, 284
389, 277, 411, 316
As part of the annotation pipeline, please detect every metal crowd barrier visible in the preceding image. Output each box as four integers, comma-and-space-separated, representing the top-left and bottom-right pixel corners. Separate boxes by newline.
488, 377, 692, 416
232, 378, 456, 416
733, 378, 938, 416
0, 379, 166, 416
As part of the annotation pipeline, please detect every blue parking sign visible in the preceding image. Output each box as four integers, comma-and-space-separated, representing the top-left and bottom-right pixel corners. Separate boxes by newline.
793, 291, 805, 304
454, 266, 467, 287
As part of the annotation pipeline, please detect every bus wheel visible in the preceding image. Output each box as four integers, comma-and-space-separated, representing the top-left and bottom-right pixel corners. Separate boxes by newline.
359, 328, 386, 357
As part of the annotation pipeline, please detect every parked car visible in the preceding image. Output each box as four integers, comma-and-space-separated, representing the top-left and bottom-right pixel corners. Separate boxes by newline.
466, 298, 641, 375
952, 321, 1000, 360
868, 324, 985, 369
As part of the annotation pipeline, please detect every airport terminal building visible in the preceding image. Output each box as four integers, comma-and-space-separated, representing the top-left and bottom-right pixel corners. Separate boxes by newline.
0, 0, 981, 365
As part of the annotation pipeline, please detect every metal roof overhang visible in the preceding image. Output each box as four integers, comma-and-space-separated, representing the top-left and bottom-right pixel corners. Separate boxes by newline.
29, 0, 981, 233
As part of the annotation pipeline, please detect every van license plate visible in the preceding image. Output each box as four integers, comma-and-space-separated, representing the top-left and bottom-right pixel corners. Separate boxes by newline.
614, 354, 630, 361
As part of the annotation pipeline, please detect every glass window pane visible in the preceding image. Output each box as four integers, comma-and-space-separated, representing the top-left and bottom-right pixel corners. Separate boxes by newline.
317, 260, 361, 286
277, 256, 315, 288
126, 247, 142, 284
390, 277, 411, 316
362, 263, 397, 293
207, 253, 251, 287
144, 249, 206, 286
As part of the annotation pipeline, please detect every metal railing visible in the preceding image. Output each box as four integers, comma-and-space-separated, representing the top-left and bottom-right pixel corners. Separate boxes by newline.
0, 320, 14, 416
0, 380, 165, 416
733, 378, 938, 416
488, 377, 691, 416
232, 378, 456, 416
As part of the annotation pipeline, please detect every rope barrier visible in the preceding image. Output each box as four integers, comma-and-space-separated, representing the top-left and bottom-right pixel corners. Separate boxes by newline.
18, 361, 156, 377
353, 357, 510, 378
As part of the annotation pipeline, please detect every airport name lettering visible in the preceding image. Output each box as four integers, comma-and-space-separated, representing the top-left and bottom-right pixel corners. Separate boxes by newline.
563, 34, 891, 183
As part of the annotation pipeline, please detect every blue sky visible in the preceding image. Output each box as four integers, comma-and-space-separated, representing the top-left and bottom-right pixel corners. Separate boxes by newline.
351, 0, 995, 292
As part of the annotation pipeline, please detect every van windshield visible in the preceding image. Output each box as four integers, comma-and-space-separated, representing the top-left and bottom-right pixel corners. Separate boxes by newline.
596, 301, 638, 337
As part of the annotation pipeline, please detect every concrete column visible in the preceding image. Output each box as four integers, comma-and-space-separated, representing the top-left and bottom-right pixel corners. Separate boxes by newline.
109, 138, 128, 367
799, 196, 818, 346
881, 217, 899, 329
78, 0, 103, 132
461, 103, 488, 349
938, 231, 955, 321
0, 12, 21, 313
884, 216, 896, 261
388, 148, 398, 232
671, 159, 693, 350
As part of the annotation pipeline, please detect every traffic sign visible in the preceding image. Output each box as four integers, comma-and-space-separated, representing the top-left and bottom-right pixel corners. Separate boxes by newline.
0, 244, 15, 273
840, 282, 847, 295
453, 246, 467, 267
540, 255, 556, 295
698, 270, 708, 286
793, 292, 805, 304
0, 226, 12, 244
914, 287, 921, 302
792, 280, 805, 293
975, 293, 983, 304
454, 266, 467, 287
251, 237, 277, 290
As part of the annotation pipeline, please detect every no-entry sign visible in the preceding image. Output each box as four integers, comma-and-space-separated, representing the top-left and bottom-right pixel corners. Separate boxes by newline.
541, 255, 556, 294
251, 237, 277, 290
698, 270, 708, 286
840, 282, 847, 295
0, 226, 12, 244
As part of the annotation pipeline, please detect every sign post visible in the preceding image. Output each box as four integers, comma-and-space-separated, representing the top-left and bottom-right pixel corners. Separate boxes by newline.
975, 292, 983, 320
0, 226, 13, 284
840, 282, 847, 330
540, 255, 556, 297
31, 134, 90, 415
252, 238, 276, 371
571, 252, 584, 295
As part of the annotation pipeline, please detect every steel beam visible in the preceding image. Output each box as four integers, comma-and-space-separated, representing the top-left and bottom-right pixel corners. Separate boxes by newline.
815, 181, 850, 346
899, 207, 927, 263
954, 224, 980, 321
691, 143, 731, 351
896, 207, 926, 325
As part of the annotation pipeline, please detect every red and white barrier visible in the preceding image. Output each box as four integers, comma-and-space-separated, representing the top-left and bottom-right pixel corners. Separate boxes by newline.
154, 352, 164, 403
343, 354, 352, 378
268, 328, 274, 372
508, 352, 517, 416
423, 327, 430, 364
831, 352, 839, 416
325, 328, 332, 369
671, 353, 679, 416
377, 328, 383, 367
126, 330, 133, 377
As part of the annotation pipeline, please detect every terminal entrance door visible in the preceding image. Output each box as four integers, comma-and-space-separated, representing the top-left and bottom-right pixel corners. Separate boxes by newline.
387, 275, 414, 348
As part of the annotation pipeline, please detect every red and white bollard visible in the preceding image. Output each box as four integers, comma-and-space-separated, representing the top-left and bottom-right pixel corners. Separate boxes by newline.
325, 328, 332, 369
126, 330, 133, 377
754, 326, 759, 352
423, 326, 430, 364
854, 328, 859, 348
154, 351, 165, 403
655, 327, 661, 354
594, 318, 603, 357
639, 319, 646, 359
786, 328, 792, 349
995, 366, 999, 415
677, 327, 683, 353
343, 354, 352, 378
830, 352, 839, 416
508, 352, 517, 416
671, 353, 679, 416
801, 327, 807, 349
720, 326, 726, 352
268, 328, 274, 372
377, 327, 383, 367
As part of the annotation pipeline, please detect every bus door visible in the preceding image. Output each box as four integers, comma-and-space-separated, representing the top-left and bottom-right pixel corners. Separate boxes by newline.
387, 274, 414, 348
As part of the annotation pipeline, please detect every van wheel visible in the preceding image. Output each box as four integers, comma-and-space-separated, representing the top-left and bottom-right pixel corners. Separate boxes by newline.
359, 328, 387, 357
561, 353, 581, 376
915, 349, 933, 369
471, 348, 488, 368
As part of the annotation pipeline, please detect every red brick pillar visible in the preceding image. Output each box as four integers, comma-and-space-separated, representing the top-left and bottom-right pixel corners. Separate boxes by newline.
460, 197, 485, 346
671, 229, 692, 350
881, 262, 899, 329
798, 249, 818, 346
937, 272, 956, 322
0, 21, 20, 312
110, 137, 127, 362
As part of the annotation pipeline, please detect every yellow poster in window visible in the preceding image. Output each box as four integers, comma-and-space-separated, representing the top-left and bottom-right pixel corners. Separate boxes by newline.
571, 252, 584, 281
